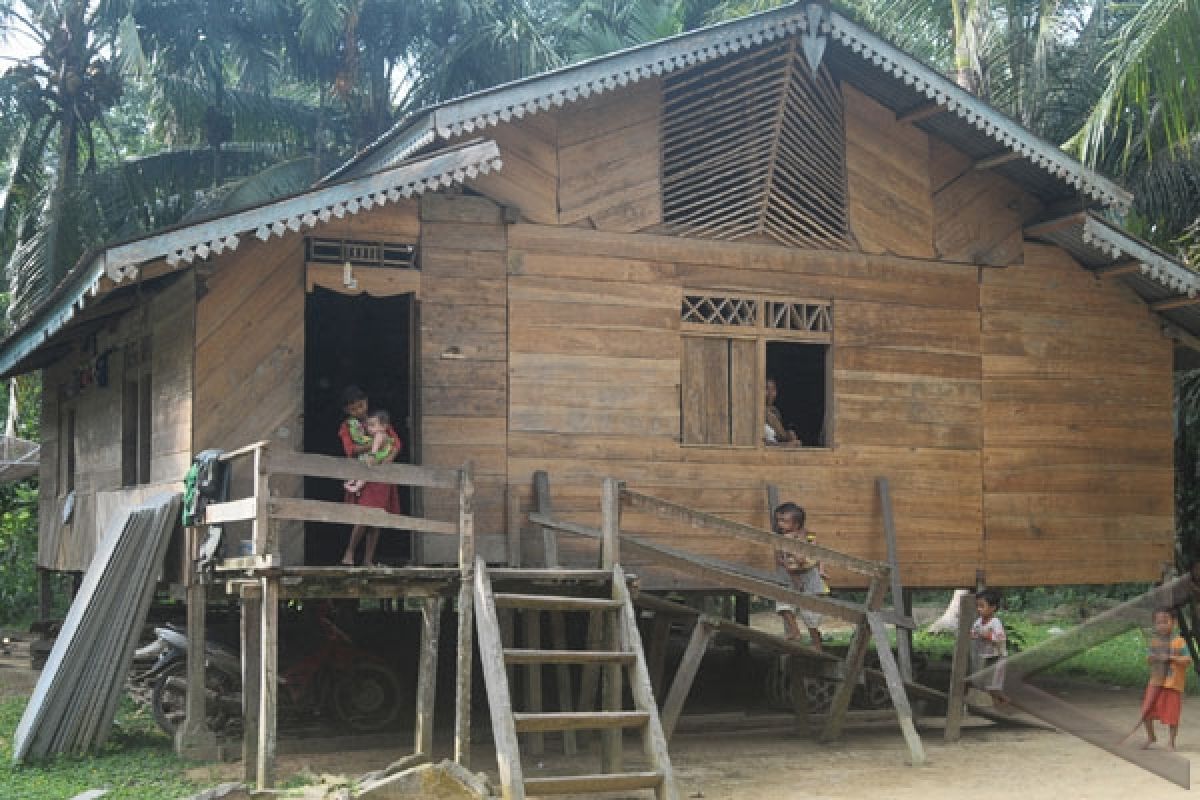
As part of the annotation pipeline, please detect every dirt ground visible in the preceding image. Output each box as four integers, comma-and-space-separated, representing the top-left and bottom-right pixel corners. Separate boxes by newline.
2, 632, 1193, 799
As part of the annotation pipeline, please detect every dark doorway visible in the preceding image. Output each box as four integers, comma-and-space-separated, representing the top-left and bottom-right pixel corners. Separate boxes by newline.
766, 342, 828, 447
304, 286, 414, 564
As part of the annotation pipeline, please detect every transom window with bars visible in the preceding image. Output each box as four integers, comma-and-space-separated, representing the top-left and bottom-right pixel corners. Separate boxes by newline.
681, 292, 832, 448
305, 238, 417, 269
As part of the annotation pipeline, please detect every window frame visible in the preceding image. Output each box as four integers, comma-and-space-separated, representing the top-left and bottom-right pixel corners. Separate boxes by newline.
680, 290, 833, 450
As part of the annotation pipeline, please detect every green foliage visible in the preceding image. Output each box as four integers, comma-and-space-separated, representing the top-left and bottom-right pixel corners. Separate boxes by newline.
0, 481, 44, 627
0, 696, 206, 799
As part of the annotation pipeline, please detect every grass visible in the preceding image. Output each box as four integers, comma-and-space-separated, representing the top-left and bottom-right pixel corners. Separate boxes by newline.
0, 696, 211, 800
911, 612, 1199, 693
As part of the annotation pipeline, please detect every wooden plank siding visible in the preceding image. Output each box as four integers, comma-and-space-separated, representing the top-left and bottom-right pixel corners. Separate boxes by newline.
37, 274, 195, 571
417, 194, 509, 564
194, 199, 421, 566
980, 243, 1174, 584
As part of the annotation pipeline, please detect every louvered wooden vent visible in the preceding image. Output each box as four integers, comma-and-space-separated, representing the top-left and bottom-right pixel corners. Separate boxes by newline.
661, 39, 849, 249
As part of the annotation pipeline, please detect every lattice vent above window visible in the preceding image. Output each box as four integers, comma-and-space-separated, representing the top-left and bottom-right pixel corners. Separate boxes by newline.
683, 293, 832, 339
661, 38, 849, 249
682, 295, 759, 326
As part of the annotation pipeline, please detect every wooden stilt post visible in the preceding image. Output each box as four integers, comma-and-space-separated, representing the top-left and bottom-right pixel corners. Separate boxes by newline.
415, 595, 444, 757
944, 591, 976, 742
866, 613, 925, 765
535, 470, 577, 753
577, 608, 604, 743
522, 609, 545, 756
454, 463, 476, 768
877, 478, 913, 682
821, 575, 886, 743
600, 478, 620, 569
178, 525, 217, 758
660, 617, 716, 740
37, 568, 52, 625
240, 584, 261, 784
645, 612, 672, 695
256, 575, 279, 789
547, 609, 578, 755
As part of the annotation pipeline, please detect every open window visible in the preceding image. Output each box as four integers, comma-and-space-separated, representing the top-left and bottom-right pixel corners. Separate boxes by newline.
680, 292, 832, 448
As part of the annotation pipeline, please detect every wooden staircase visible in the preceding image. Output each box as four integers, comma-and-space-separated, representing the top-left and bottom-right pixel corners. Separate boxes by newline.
474, 557, 678, 800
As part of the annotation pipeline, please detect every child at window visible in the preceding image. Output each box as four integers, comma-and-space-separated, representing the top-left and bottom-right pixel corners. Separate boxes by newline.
344, 410, 395, 495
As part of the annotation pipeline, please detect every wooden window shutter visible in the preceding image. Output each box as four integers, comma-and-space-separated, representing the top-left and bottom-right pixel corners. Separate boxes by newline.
681, 337, 756, 445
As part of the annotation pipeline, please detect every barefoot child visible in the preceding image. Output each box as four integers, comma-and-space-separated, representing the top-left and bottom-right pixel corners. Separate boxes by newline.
343, 410, 395, 494
971, 589, 1010, 706
1137, 609, 1191, 750
774, 503, 826, 652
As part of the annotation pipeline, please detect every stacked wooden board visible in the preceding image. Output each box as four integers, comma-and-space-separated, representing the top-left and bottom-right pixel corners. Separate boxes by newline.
13, 492, 181, 762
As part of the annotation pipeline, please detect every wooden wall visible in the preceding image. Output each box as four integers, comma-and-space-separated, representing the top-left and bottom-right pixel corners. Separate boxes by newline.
980, 244, 1174, 584
417, 194, 509, 563
37, 275, 195, 571
491, 75, 1172, 588
194, 199, 421, 565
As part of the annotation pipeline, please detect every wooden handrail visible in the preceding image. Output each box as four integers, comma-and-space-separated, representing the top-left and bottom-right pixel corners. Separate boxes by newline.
621, 488, 889, 578
268, 449, 461, 489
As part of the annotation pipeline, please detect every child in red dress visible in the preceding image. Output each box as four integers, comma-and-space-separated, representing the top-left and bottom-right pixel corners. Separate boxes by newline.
1138, 609, 1191, 751
337, 386, 402, 566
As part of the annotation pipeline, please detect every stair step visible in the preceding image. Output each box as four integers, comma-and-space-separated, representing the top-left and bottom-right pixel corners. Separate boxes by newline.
524, 771, 663, 796
513, 711, 650, 733
492, 593, 619, 612
504, 648, 635, 665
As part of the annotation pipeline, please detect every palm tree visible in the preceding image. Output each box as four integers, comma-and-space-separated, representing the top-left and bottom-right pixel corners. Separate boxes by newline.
0, 0, 128, 323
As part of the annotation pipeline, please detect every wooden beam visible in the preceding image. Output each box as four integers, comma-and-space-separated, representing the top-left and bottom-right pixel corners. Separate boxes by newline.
534, 471, 558, 568
454, 466, 475, 769
973, 151, 1022, 170
944, 591, 975, 742
1150, 294, 1200, 312
240, 584, 261, 784
473, 560, 526, 800
268, 449, 460, 489
621, 489, 888, 578
1006, 680, 1189, 789
521, 610, 545, 756
1023, 213, 1086, 238
821, 576, 886, 742
660, 618, 716, 739
414, 596, 443, 757
256, 576, 279, 789
865, 613, 925, 766
877, 478, 913, 682
895, 101, 944, 124
1093, 259, 1142, 277
268, 497, 457, 535
532, 513, 867, 623
601, 478, 621, 569
547, 612, 578, 755
1162, 320, 1200, 354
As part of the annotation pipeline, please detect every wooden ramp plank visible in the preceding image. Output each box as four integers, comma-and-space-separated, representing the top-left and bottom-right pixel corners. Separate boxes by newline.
524, 771, 663, 795
513, 711, 650, 732
505, 649, 636, 665
494, 593, 620, 612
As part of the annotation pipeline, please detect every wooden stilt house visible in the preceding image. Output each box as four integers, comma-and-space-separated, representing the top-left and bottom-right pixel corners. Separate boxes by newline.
2, 2, 1192, 590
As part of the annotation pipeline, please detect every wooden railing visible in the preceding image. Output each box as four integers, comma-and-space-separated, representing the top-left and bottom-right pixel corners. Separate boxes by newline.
202, 440, 474, 570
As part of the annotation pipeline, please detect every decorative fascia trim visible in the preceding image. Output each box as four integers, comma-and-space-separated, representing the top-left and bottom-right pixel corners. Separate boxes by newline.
0, 139, 503, 377
824, 11, 1130, 211
1081, 213, 1199, 298
107, 139, 502, 281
